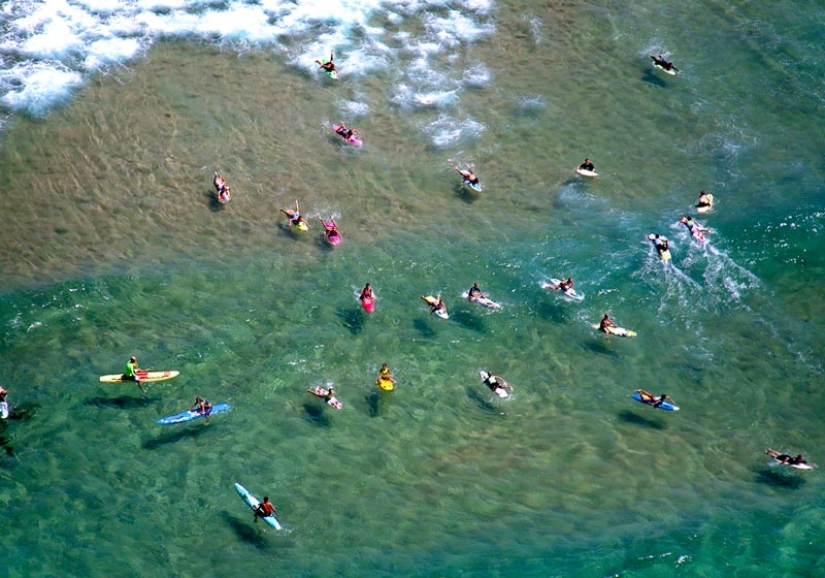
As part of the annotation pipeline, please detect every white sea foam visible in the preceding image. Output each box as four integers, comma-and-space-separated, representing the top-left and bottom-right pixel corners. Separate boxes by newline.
0, 0, 494, 138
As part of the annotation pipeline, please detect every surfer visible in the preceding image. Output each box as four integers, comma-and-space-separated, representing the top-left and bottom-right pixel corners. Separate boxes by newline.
635, 390, 674, 408
453, 164, 480, 186
253, 496, 279, 522
280, 200, 308, 228
320, 217, 340, 240
651, 54, 678, 72
123, 356, 146, 394
188, 396, 213, 424
467, 282, 486, 302
578, 158, 595, 172
553, 277, 574, 292
214, 173, 232, 203
360, 283, 373, 301
680, 215, 708, 234
766, 449, 807, 466
599, 313, 616, 333
315, 50, 337, 74
376, 363, 395, 387
482, 372, 512, 395
696, 190, 713, 210
335, 122, 359, 141
426, 294, 447, 317
649, 233, 669, 255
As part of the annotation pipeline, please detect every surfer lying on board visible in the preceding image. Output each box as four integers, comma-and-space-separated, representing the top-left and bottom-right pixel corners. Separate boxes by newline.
765, 449, 807, 466
635, 389, 674, 408
425, 294, 447, 317
467, 282, 486, 302
453, 164, 480, 186
315, 51, 337, 73
482, 372, 512, 395
214, 172, 232, 203
651, 54, 679, 72
696, 190, 713, 210
123, 356, 146, 393
253, 496, 279, 522
680, 216, 708, 234
280, 200, 309, 228
578, 158, 595, 172
649, 234, 669, 255
335, 122, 359, 141
319, 217, 340, 239
188, 396, 213, 424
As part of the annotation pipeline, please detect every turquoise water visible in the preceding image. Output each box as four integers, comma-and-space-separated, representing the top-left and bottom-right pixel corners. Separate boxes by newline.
1, 1, 825, 576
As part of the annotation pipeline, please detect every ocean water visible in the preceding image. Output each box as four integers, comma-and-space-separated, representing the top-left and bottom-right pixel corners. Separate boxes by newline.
1, 0, 824, 576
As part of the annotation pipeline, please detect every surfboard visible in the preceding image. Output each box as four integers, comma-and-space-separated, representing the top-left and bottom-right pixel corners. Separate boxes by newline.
696, 194, 714, 214
0, 400, 8, 419
377, 378, 394, 391
480, 371, 509, 398
652, 62, 677, 75
765, 450, 815, 470
361, 295, 374, 312
575, 167, 598, 178
235, 483, 282, 530
648, 235, 671, 261
308, 386, 343, 409
156, 403, 230, 425
99, 370, 180, 383
592, 324, 637, 337
540, 279, 585, 301
422, 295, 449, 319
463, 178, 482, 192
632, 391, 679, 411
332, 125, 362, 147
294, 221, 309, 231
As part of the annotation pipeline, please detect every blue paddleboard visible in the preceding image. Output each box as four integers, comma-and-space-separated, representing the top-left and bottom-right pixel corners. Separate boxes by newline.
632, 392, 679, 411
235, 483, 282, 530
156, 403, 230, 425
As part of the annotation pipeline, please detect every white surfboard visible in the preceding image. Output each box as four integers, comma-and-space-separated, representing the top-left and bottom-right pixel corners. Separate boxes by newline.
575, 167, 598, 178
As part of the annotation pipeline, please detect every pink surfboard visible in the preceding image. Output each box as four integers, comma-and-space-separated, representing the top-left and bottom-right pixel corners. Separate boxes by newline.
332, 125, 362, 147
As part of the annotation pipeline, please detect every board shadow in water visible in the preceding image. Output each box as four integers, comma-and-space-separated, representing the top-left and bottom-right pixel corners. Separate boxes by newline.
336, 307, 365, 335
753, 467, 807, 490
466, 387, 505, 414
533, 299, 567, 324
581, 337, 620, 357
5, 402, 38, 422
301, 402, 331, 427
143, 423, 212, 450
617, 410, 665, 430
222, 512, 272, 550
640, 68, 668, 88
413, 318, 436, 338
203, 190, 224, 211
450, 309, 485, 333
453, 182, 478, 204
86, 396, 157, 410
365, 390, 393, 418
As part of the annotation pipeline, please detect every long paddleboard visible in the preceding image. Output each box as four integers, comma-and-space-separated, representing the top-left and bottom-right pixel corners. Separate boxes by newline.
156, 403, 230, 425
540, 278, 584, 301
235, 483, 282, 529
99, 370, 180, 383
632, 391, 679, 411
592, 324, 637, 337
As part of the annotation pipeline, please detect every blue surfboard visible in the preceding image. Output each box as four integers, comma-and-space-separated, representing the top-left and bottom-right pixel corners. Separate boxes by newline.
156, 403, 230, 425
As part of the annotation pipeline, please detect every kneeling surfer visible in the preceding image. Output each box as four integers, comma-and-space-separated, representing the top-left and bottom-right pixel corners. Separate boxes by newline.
253, 496, 279, 522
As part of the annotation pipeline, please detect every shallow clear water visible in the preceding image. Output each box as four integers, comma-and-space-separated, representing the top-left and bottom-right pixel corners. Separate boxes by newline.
1, 1, 824, 576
